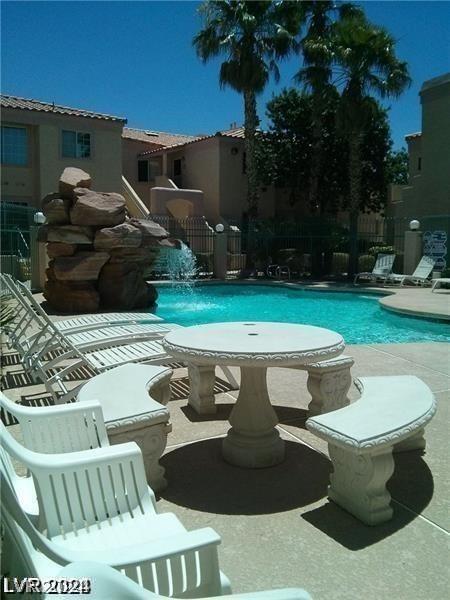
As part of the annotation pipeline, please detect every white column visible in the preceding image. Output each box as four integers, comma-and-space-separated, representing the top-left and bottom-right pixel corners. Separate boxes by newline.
404, 230, 422, 274
213, 231, 228, 280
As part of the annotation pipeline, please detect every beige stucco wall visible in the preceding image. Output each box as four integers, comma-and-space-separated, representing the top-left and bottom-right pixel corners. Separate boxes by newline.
1, 107, 123, 207
394, 73, 450, 219
177, 138, 221, 220
218, 137, 275, 220
135, 135, 276, 222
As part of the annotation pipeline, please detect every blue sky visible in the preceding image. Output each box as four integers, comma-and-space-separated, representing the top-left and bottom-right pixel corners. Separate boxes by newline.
2, 1, 449, 149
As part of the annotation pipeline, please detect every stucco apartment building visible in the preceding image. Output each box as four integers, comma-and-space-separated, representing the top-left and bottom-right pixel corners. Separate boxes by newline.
388, 73, 450, 220
122, 125, 277, 223
1, 95, 126, 208
386, 73, 450, 269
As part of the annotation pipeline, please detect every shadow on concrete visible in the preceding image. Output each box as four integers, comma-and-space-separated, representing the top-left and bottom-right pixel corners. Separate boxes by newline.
180, 402, 308, 426
159, 438, 329, 515
302, 452, 434, 550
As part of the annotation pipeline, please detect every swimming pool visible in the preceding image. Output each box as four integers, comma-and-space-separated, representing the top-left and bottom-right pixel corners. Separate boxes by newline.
152, 283, 449, 345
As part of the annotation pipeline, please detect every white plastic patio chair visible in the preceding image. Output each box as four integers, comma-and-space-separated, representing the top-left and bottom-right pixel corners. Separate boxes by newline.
1, 424, 231, 597
0, 389, 158, 521
385, 255, 435, 286
48, 562, 312, 599
354, 253, 396, 285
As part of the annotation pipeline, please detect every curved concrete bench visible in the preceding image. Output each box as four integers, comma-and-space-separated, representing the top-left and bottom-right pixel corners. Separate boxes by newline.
78, 363, 172, 492
306, 375, 436, 525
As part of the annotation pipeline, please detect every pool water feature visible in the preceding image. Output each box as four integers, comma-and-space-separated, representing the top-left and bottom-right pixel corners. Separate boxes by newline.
152, 283, 449, 345
165, 242, 199, 286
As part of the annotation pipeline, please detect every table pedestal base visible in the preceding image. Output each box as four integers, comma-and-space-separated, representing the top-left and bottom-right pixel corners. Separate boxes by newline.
221, 366, 285, 468
222, 428, 285, 468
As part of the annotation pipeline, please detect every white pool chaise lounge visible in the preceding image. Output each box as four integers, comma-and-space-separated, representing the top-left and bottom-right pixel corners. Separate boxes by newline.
431, 277, 450, 292
354, 253, 395, 285
386, 255, 435, 286
306, 375, 436, 525
3, 276, 179, 360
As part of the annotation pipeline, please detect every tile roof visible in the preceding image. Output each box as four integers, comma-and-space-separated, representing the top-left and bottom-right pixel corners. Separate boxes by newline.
1, 94, 127, 123
139, 126, 246, 156
123, 127, 200, 146
405, 132, 422, 140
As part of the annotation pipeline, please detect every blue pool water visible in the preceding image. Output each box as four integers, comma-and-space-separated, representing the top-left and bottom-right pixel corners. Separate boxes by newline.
152, 284, 449, 345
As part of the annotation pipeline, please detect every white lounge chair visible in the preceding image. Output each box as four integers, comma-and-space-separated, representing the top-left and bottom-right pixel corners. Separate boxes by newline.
354, 253, 395, 285
386, 255, 435, 286
47, 562, 312, 599
2, 276, 180, 359
1, 423, 231, 597
431, 277, 450, 292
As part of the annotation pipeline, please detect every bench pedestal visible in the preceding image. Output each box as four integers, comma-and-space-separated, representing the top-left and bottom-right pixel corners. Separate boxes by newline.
188, 364, 217, 414
328, 444, 395, 526
77, 363, 172, 492
107, 415, 172, 492
304, 356, 354, 417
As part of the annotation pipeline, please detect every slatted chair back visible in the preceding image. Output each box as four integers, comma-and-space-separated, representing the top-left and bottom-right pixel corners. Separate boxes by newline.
0, 391, 108, 453
0, 274, 44, 354
412, 255, 435, 278
0, 422, 154, 538
372, 253, 395, 276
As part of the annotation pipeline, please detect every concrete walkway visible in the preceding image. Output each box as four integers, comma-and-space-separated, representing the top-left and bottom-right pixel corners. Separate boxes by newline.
1, 287, 449, 599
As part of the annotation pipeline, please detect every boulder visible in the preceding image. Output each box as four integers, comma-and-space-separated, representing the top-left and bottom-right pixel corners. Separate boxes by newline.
59, 167, 91, 199
44, 280, 99, 313
71, 189, 126, 227
42, 193, 71, 225
52, 251, 109, 281
108, 246, 159, 265
94, 222, 142, 251
128, 218, 169, 246
98, 262, 156, 309
46, 225, 94, 245
46, 242, 77, 259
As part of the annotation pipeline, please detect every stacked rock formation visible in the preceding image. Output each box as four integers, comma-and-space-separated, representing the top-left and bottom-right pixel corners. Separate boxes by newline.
41, 167, 174, 313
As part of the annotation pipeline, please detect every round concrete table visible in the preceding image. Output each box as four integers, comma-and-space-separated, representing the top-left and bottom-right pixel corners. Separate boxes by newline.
163, 322, 345, 468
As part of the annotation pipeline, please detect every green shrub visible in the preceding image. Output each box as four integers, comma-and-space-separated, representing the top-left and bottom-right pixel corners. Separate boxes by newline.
368, 245, 395, 256
331, 252, 349, 274
358, 254, 376, 272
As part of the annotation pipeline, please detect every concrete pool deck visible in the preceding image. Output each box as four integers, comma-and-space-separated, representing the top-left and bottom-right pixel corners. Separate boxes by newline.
274, 280, 450, 322
1, 287, 449, 599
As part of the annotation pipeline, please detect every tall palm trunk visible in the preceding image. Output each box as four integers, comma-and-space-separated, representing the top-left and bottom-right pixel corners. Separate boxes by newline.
243, 90, 259, 218
348, 132, 363, 279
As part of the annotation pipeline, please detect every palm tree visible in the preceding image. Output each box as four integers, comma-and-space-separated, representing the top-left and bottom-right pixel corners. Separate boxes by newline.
193, 1, 301, 217
331, 13, 411, 277
295, 2, 362, 214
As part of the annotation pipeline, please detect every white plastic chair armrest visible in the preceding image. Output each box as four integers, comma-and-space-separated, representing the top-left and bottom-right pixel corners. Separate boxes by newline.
50, 562, 312, 599
48, 527, 221, 569
0, 394, 102, 419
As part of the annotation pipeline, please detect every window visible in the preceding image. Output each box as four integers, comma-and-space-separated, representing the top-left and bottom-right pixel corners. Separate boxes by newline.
62, 130, 91, 158
173, 158, 182, 177
1, 126, 28, 165
138, 160, 149, 182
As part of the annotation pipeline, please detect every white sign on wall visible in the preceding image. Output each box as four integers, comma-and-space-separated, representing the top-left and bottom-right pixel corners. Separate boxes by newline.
423, 230, 447, 270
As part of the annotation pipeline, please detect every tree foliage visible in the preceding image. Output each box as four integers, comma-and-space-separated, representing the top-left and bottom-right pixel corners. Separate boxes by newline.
193, 1, 301, 216
256, 88, 392, 215
386, 148, 409, 184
